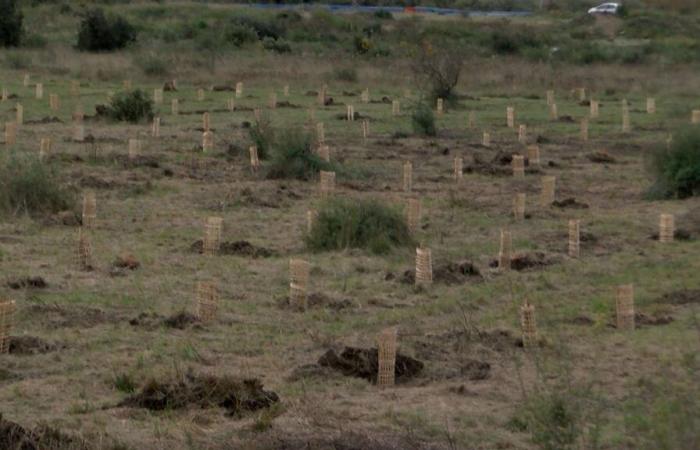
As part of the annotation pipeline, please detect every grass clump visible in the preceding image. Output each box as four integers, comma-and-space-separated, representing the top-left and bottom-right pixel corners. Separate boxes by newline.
266, 128, 335, 180
306, 197, 413, 255
412, 102, 437, 137
104, 90, 154, 123
648, 126, 700, 199
0, 154, 74, 217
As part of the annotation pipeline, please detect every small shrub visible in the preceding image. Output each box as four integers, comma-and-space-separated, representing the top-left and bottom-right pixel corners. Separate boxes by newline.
135, 54, 169, 77
412, 102, 437, 137
105, 90, 154, 123
648, 126, 700, 199
0, 0, 23, 47
520, 392, 580, 450
333, 67, 358, 83
248, 114, 274, 160
266, 128, 335, 181
113, 373, 137, 393
223, 22, 258, 47
354, 35, 372, 54
411, 41, 463, 104
262, 37, 291, 53
77, 9, 136, 52
306, 197, 413, 255
0, 154, 74, 217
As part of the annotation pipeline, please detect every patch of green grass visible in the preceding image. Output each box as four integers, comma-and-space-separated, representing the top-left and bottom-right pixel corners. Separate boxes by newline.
265, 128, 336, 180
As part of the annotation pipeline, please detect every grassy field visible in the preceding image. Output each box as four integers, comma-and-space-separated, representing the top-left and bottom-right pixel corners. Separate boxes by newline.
1, 2, 700, 450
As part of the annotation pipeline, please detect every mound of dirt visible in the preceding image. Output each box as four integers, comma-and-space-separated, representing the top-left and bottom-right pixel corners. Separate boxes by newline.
44, 210, 82, 227
318, 347, 424, 384
79, 175, 117, 189
130, 311, 201, 330
118, 372, 279, 417
459, 359, 491, 380
8, 336, 60, 355
394, 261, 482, 285
635, 312, 673, 327
587, 151, 616, 163
190, 240, 274, 258
25, 303, 118, 329
490, 252, 559, 271
0, 414, 88, 450
278, 292, 354, 311
464, 154, 511, 176
335, 111, 367, 121
25, 116, 63, 125
6, 276, 47, 290
552, 198, 589, 209
655, 289, 700, 305
649, 229, 693, 241
112, 253, 140, 270
276, 100, 299, 108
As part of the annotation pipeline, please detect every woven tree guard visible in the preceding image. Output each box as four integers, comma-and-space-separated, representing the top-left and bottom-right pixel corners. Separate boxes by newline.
362, 119, 370, 141
316, 122, 325, 144
518, 124, 527, 144
82, 192, 97, 229
568, 219, 580, 258
73, 123, 85, 142
347, 105, 355, 121
227, 98, 235, 112
1, 87, 7, 101
152, 117, 160, 138
580, 119, 589, 142
577, 87, 586, 102
306, 209, 318, 234
498, 230, 512, 271
235, 82, 243, 98
283, 85, 289, 97
154, 88, 163, 105
406, 198, 421, 234
4, 122, 16, 146
319, 171, 336, 197
659, 214, 675, 243
616, 284, 635, 331
49, 94, 59, 111
253, 108, 262, 122
392, 100, 400, 116
16, 104, 23, 125
692, 110, 700, 125
361, 88, 369, 103
203, 217, 223, 255
269, 92, 277, 109
415, 246, 433, 286
197, 88, 205, 101
171, 99, 179, 115
196, 280, 219, 322
468, 111, 476, 128
512, 155, 525, 178
482, 132, 491, 147
403, 161, 413, 193
646, 98, 656, 114
202, 112, 210, 131
513, 193, 526, 221
123, 80, 132, 90
622, 100, 631, 133
454, 156, 463, 182
77, 227, 92, 271
377, 327, 397, 388
0, 300, 16, 354
23, 74, 30, 87
590, 100, 599, 119
128, 139, 140, 160
520, 300, 537, 349
546, 90, 554, 106
436, 98, 444, 115
506, 106, 515, 128
39, 138, 52, 160
289, 259, 311, 310
317, 144, 330, 163
540, 176, 556, 207
528, 145, 540, 168
317, 85, 326, 106
202, 131, 214, 152
549, 103, 558, 121
35, 83, 43, 100
249, 146, 260, 173
70, 80, 80, 96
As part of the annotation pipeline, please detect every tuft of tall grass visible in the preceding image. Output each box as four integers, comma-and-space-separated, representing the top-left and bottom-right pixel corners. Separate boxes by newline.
265, 128, 335, 180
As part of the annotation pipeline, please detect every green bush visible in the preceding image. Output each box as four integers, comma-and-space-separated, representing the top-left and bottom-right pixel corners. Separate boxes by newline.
0, 0, 22, 47
306, 197, 413, 255
77, 9, 136, 51
249, 114, 274, 160
648, 126, 700, 199
262, 37, 291, 53
105, 90, 154, 123
518, 392, 581, 450
224, 22, 258, 47
266, 128, 335, 181
0, 154, 74, 217
412, 102, 437, 137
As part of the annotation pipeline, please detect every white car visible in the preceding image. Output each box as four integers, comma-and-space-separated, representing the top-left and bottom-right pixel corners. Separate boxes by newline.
588, 3, 620, 15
